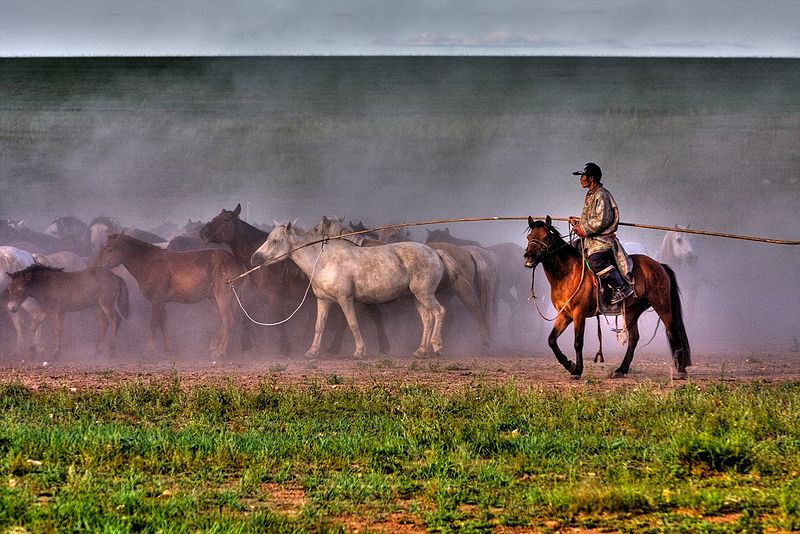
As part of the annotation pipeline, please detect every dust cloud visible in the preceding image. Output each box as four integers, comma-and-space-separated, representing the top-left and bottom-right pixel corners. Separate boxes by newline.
0, 57, 797, 365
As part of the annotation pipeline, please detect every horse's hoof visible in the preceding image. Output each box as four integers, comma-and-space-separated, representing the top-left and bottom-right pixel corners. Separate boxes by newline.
304, 351, 319, 359
611, 371, 627, 379
673, 371, 688, 380
569, 374, 582, 381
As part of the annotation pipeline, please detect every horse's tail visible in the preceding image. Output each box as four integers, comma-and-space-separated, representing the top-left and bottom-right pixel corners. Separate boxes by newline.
435, 249, 461, 291
116, 276, 131, 319
469, 251, 496, 337
663, 264, 691, 368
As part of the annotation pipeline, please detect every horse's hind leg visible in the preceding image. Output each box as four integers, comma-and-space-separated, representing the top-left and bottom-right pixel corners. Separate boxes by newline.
412, 299, 434, 357
594, 316, 604, 363
366, 304, 390, 354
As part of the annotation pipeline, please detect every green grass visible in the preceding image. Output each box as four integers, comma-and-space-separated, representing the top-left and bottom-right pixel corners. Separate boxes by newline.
2, 378, 800, 532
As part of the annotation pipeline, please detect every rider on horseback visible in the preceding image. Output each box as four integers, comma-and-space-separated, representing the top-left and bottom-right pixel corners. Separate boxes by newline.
568, 162, 634, 305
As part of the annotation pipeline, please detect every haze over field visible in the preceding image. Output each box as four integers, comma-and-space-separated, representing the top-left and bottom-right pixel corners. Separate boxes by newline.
0, 57, 798, 357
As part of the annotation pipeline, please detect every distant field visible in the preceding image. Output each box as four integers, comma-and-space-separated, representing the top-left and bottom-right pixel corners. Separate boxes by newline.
1, 57, 798, 237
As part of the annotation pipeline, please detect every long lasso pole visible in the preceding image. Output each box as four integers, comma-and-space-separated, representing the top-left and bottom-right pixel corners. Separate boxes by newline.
229, 215, 799, 284
331, 216, 800, 246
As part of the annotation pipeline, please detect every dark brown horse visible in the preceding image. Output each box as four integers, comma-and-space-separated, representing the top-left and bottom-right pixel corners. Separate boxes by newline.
94, 233, 247, 359
6, 264, 129, 357
199, 205, 304, 354
524, 216, 691, 380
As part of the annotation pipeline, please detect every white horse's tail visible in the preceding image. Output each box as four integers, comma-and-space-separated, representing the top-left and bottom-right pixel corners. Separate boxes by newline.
434, 248, 461, 291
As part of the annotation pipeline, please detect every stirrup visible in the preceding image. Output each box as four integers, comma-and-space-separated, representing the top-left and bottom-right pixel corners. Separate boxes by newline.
610, 287, 633, 304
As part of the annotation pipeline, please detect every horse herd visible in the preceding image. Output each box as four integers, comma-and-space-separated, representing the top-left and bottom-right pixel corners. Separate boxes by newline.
0, 207, 700, 379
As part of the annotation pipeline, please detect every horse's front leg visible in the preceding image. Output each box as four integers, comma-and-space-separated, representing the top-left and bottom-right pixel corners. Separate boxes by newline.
337, 297, 366, 358
572, 315, 587, 379
53, 312, 65, 359
95, 307, 110, 353
306, 299, 332, 358
211, 295, 235, 359
547, 313, 576, 376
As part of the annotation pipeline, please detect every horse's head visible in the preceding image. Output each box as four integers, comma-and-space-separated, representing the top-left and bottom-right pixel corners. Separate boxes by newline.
377, 226, 410, 243
201, 204, 241, 244
94, 232, 130, 269
662, 227, 699, 266
524, 216, 561, 268
5, 270, 33, 312
5, 265, 60, 312
312, 216, 348, 238
251, 222, 303, 267
425, 228, 448, 244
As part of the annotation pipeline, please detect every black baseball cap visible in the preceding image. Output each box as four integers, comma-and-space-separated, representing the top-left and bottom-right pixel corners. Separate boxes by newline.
571, 162, 602, 179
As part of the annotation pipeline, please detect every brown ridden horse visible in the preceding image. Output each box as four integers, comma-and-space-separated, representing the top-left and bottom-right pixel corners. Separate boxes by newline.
524, 216, 691, 380
94, 233, 247, 359
6, 264, 129, 357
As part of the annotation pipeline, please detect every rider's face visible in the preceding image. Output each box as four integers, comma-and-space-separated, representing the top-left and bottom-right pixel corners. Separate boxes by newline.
579, 174, 592, 188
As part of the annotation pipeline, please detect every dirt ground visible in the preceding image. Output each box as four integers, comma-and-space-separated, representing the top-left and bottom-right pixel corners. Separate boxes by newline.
2, 347, 799, 393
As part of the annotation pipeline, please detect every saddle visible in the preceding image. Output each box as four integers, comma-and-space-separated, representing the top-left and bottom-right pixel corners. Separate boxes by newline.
594, 273, 635, 316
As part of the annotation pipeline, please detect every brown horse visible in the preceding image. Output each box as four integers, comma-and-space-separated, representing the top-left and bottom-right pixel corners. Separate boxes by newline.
524, 216, 691, 380
94, 233, 247, 359
6, 264, 129, 357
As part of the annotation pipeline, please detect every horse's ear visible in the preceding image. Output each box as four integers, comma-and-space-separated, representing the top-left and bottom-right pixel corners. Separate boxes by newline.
528, 216, 535, 228
233, 204, 241, 217
322, 215, 330, 224
545, 215, 552, 227
444, 227, 450, 234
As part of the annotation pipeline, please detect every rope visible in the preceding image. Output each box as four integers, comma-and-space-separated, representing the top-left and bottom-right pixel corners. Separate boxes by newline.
327, 216, 800, 246
231, 238, 325, 327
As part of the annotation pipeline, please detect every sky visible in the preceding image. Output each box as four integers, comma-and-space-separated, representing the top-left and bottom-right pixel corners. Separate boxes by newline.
1, 0, 798, 57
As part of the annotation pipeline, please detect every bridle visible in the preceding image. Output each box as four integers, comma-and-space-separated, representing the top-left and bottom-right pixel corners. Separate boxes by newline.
524, 226, 571, 267
526, 225, 591, 321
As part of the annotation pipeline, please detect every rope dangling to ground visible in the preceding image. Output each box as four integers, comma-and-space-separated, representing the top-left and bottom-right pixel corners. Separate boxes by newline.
230, 237, 326, 326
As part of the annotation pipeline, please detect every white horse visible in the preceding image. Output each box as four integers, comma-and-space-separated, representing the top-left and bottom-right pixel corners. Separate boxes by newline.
251, 222, 452, 358
0, 246, 44, 355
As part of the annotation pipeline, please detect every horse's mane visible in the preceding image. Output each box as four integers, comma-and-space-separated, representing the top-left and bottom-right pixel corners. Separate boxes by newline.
109, 233, 161, 250
10, 263, 64, 277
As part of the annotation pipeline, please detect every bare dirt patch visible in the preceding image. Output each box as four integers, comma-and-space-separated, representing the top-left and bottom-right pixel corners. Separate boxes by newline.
2, 349, 799, 393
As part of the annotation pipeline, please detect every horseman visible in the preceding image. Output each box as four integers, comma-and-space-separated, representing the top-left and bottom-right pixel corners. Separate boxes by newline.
567, 162, 634, 305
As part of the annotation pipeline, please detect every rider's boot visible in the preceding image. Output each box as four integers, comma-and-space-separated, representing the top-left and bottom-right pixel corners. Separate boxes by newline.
601, 268, 634, 304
